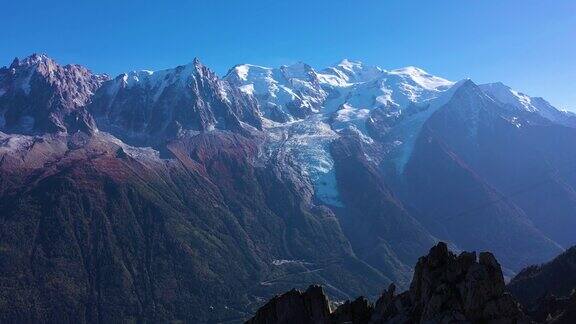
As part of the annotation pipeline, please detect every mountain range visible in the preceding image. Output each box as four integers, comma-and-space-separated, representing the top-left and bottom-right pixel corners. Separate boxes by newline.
1, 53, 575, 322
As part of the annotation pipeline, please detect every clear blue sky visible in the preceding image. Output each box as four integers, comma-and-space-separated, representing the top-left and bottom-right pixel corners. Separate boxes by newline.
1, 0, 575, 110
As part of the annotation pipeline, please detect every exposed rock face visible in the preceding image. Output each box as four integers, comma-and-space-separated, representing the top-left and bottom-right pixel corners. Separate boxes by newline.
245, 285, 331, 324
0, 53, 107, 134
89, 59, 262, 146
330, 297, 374, 324
373, 242, 529, 323
548, 292, 576, 324
246, 242, 530, 323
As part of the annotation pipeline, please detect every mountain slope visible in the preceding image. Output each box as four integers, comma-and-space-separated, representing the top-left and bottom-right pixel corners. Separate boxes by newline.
402, 80, 563, 272
508, 246, 576, 307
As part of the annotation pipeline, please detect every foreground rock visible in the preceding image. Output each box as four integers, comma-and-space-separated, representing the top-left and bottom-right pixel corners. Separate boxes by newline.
245, 286, 331, 324
246, 242, 531, 323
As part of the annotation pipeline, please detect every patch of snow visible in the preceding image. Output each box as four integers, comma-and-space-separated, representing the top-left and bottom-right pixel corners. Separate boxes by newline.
0, 133, 34, 152
389, 66, 455, 91
316, 72, 350, 87
480, 82, 575, 127
510, 116, 522, 128
233, 64, 250, 81
99, 132, 161, 161
334, 104, 370, 123
318, 59, 384, 85
386, 79, 470, 174
272, 259, 312, 266
479, 82, 535, 112
239, 84, 255, 95
218, 84, 231, 103
281, 62, 314, 80
346, 125, 374, 144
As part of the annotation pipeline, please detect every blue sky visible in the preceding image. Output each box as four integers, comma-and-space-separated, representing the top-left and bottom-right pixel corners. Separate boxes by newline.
1, 0, 575, 110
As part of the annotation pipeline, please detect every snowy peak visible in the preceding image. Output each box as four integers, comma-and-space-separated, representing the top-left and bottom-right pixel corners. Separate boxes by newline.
479, 82, 535, 112
89, 57, 262, 145
224, 62, 327, 122
9, 53, 53, 69
280, 62, 317, 81
336, 58, 362, 69
321, 59, 384, 85
224, 59, 462, 127
116, 57, 216, 89
480, 82, 575, 126
388, 66, 454, 91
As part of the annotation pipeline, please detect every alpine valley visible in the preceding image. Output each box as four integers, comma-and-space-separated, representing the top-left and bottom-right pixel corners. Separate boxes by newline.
1, 54, 575, 323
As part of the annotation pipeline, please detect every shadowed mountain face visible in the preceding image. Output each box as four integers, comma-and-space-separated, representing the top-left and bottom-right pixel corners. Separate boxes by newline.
401, 81, 564, 272
507, 246, 576, 323
1, 54, 576, 322
508, 246, 576, 307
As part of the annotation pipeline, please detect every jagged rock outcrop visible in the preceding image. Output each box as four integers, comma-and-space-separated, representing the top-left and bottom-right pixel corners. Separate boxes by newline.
245, 285, 331, 324
246, 242, 531, 323
0, 53, 107, 134
371, 242, 530, 323
330, 297, 374, 324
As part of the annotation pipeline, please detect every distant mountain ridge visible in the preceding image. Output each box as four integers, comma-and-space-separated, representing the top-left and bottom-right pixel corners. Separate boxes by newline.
1, 53, 576, 322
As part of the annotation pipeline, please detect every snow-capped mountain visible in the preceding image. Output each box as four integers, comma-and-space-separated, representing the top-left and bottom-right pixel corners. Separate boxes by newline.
225, 60, 459, 202
480, 82, 576, 127
225, 62, 328, 122
225, 59, 455, 125
89, 58, 261, 146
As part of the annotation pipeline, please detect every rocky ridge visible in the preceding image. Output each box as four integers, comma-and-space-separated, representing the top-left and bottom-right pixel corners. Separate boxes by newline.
246, 242, 531, 323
